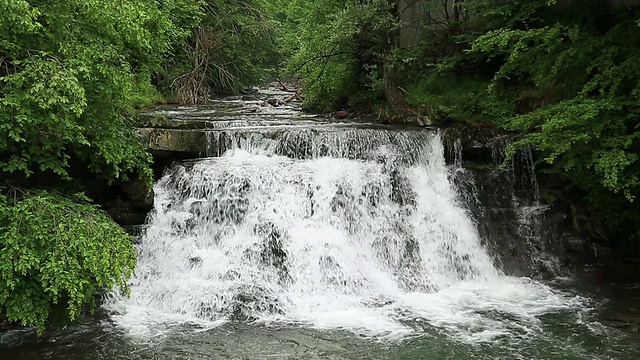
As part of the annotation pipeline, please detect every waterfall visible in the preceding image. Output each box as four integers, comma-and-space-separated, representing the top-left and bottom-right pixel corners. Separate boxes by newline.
107, 129, 584, 342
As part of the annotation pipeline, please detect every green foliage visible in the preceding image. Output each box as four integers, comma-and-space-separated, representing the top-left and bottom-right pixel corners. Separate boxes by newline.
0, 1, 204, 332
401, 0, 640, 241
404, 75, 494, 124
286, 0, 397, 110
203, 0, 281, 91
0, 0, 199, 183
171, 0, 282, 101
0, 190, 136, 335
469, 2, 640, 235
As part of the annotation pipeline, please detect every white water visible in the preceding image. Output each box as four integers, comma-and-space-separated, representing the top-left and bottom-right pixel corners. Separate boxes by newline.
107, 132, 585, 342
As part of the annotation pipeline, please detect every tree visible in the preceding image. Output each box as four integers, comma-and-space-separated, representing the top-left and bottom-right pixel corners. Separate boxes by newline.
171, 0, 281, 103
402, 0, 640, 246
0, 0, 197, 183
468, 0, 640, 244
286, 0, 398, 111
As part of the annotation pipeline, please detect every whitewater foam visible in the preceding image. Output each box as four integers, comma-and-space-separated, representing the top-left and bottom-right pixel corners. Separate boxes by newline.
106, 131, 586, 342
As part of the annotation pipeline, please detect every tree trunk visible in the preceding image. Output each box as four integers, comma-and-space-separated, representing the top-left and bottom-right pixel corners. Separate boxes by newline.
383, 61, 414, 117
382, 0, 415, 118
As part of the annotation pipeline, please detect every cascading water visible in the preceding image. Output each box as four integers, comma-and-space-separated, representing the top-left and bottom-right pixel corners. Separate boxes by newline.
508, 147, 563, 274
107, 126, 585, 343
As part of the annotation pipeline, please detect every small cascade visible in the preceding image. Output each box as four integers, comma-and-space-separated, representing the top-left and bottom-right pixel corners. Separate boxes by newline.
204, 126, 432, 163
507, 147, 562, 275
108, 125, 584, 342
443, 128, 567, 278
446, 135, 464, 169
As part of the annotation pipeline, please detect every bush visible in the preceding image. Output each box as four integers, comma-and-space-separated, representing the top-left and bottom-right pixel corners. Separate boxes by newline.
0, 190, 136, 334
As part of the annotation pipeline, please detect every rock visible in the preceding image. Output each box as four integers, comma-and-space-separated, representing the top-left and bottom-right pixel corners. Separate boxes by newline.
227, 287, 283, 321
333, 110, 349, 119
138, 128, 208, 154
441, 127, 509, 165
124, 225, 146, 239
402, 116, 432, 127
254, 221, 291, 283
390, 169, 417, 207
267, 98, 282, 107
121, 176, 154, 212
445, 128, 593, 278
138, 115, 209, 130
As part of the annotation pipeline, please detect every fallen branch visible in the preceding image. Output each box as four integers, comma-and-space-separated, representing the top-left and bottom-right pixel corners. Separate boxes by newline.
284, 88, 304, 103
277, 78, 298, 93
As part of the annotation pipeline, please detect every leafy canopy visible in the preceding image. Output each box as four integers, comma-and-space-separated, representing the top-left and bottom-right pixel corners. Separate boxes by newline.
0, 0, 200, 334
285, 0, 398, 110
466, 1, 640, 234
283, 0, 640, 243
0, 0, 198, 182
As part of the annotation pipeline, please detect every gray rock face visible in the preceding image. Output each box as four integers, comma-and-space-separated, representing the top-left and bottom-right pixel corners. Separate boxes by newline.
442, 127, 595, 278
139, 128, 208, 154
121, 176, 154, 212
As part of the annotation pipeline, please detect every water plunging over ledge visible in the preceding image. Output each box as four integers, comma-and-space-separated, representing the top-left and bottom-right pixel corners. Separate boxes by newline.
110, 106, 586, 342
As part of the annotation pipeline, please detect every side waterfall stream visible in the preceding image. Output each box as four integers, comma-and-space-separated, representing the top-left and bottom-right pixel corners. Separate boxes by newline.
2, 90, 640, 359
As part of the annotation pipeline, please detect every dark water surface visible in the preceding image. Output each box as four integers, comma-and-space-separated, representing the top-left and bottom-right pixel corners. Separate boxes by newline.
3, 276, 640, 360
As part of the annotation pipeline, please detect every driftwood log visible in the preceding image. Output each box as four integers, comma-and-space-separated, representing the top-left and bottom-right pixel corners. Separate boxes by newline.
277, 79, 298, 93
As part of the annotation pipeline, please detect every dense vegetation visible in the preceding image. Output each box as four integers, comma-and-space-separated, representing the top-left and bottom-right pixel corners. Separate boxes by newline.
167, 0, 281, 103
284, 0, 640, 254
0, 0, 279, 332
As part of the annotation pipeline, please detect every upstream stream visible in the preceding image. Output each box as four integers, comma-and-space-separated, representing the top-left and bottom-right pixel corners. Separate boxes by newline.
2, 89, 640, 359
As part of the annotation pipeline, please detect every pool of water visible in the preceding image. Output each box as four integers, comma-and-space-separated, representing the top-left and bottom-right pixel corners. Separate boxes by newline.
3, 275, 640, 360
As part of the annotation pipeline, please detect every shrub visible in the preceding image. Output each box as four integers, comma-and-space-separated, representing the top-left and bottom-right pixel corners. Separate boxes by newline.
0, 190, 136, 334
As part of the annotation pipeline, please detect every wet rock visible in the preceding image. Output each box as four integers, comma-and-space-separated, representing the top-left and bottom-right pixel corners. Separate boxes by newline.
124, 225, 146, 239
139, 128, 208, 153
442, 127, 510, 165
222, 269, 241, 281
196, 296, 226, 320
453, 151, 591, 278
602, 316, 640, 332
333, 110, 349, 119
398, 116, 432, 127
104, 199, 148, 226
254, 221, 290, 283
121, 176, 154, 212
267, 98, 283, 107
390, 169, 417, 208
188, 175, 251, 225
138, 114, 210, 130
227, 287, 283, 322
319, 255, 339, 270
275, 131, 314, 159
189, 256, 203, 267
330, 185, 362, 233
242, 246, 261, 262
